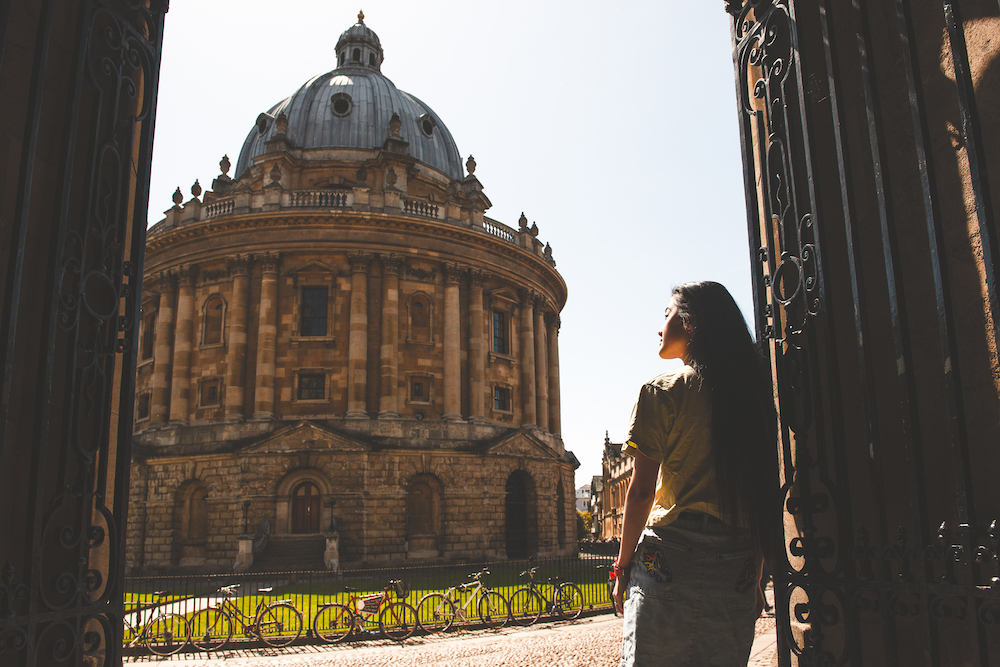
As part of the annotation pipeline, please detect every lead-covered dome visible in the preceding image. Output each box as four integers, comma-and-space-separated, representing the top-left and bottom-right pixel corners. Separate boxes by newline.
235, 14, 463, 180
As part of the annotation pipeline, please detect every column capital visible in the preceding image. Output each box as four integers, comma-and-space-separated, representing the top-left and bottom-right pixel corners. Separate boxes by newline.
226, 254, 253, 276
545, 312, 561, 331
258, 252, 281, 274
381, 253, 403, 276
348, 251, 373, 274
468, 269, 488, 289
443, 262, 464, 285
517, 287, 538, 306
177, 264, 198, 287
153, 271, 177, 293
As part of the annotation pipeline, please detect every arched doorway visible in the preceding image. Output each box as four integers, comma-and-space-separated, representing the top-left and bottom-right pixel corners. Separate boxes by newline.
291, 481, 321, 533
407, 474, 443, 558
505, 471, 535, 559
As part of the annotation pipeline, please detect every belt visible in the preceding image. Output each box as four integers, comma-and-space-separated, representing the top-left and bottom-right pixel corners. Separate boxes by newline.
673, 509, 728, 530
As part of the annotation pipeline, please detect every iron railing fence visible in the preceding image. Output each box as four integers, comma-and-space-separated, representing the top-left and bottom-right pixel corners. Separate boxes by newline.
123, 555, 615, 655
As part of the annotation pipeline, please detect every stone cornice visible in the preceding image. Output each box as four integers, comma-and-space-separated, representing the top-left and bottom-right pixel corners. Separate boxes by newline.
144, 210, 567, 307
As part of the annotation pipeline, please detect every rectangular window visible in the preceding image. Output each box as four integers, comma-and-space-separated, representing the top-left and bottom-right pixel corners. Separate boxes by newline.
140, 314, 155, 360
493, 386, 511, 411
136, 394, 150, 420
298, 373, 325, 400
412, 381, 424, 400
492, 311, 507, 354
301, 287, 328, 337
200, 379, 220, 407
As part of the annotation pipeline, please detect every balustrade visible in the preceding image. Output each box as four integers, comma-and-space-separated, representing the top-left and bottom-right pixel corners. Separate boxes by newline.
402, 198, 440, 219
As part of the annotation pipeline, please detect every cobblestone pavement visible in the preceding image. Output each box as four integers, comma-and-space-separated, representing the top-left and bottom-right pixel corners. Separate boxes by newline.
132, 607, 777, 667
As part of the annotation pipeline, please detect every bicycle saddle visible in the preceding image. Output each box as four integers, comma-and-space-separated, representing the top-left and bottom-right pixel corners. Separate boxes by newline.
153, 590, 170, 597
258, 586, 274, 594
343, 586, 359, 593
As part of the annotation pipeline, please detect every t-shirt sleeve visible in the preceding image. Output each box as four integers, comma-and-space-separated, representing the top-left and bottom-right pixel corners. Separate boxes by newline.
622, 382, 672, 463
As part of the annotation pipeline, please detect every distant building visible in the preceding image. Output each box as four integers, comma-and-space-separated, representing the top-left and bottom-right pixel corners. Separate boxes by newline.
576, 484, 591, 513
589, 475, 603, 536
594, 432, 632, 539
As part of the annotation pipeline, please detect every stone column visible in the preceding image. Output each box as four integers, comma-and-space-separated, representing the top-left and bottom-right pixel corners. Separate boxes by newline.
224, 255, 252, 421
149, 274, 176, 426
346, 252, 372, 419
546, 313, 562, 436
467, 270, 487, 422
442, 263, 463, 421
519, 289, 537, 427
379, 254, 402, 418
533, 297, 549, 431
168, 265, 196, 425
253, 253, 280, 420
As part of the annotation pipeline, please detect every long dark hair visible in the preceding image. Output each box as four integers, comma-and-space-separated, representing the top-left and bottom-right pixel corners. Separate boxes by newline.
672, 281, 779, 562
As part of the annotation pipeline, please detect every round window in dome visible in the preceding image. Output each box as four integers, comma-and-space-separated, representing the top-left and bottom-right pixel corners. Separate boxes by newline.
331, 93, 353, 117
418, 113, 436, 137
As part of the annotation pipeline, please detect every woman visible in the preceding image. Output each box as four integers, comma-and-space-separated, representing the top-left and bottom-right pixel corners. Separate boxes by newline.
612, 281, 778, 667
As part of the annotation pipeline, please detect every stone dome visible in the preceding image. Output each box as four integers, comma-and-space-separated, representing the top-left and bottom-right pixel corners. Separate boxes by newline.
235, 15, 463, 180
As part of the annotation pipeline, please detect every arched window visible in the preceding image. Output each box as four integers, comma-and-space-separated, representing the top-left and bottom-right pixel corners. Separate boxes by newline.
505, 470, 537, 559
202, 295, 225, 345
409, 293, 431, 342
174, 480, 208, 565
339, 51, 345, 66
368, 52, 376, 67
352, 48, 360, 62
292, 481, 321, 533
406, 474, 443, 558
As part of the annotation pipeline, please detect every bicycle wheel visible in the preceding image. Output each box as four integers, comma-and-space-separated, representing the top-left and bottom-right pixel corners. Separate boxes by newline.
507, 588, 542, 626
256, 602, 302, 647
144, 612, 190, 656
555, 582, 584, 620
379, 601, 417, 641
477, 590, 510, 629
416, 593, 456, 633
122, 615, 138, 648
313, 604, 354, 644
189, 608, 233, 652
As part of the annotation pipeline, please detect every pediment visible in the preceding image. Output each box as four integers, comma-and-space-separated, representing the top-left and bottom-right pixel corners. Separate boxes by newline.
485, 431, 560, 460
240, 421, 369, 454
488, 288, 518, 309
289, 260, 338, 276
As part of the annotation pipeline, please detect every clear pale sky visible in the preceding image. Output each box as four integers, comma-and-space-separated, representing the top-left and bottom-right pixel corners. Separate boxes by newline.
149, 1, 754, 489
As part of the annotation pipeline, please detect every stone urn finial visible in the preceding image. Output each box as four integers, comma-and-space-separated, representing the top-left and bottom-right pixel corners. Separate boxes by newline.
466, 155, 476, 176
518, 212, 528, 230
530, 222, 539, 237
220, 154, 231, 176
275, 111, 288, 135
269, 164, 282, 184
191, 179, 202, 198
172, 187, 183, 206
544, 242, 553, 259
389, 112, 402, 136
385, 167, 397, 187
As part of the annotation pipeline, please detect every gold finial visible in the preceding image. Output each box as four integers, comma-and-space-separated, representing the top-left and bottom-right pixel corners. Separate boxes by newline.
358, 9, 364, 23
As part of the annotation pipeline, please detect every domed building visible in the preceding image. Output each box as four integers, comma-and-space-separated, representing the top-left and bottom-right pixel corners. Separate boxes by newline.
125, 14, 576, 573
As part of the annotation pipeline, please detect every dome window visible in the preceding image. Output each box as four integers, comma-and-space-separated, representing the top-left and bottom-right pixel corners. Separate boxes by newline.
339, 51, 346, 66
368, 52, 376, 67
331, 92, 353, 117
352, 48, 361, 62
418, 113, 436, 138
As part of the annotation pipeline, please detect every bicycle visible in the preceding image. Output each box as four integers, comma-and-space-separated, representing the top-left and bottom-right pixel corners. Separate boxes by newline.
313, 579, 418, 643
188, 583, 303, 651
415, 568, 509, 633
122, 590, 191, 656
507, 567, 583, 625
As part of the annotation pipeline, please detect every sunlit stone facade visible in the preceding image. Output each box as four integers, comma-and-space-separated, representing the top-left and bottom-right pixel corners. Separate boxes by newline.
125, 15, 576, 573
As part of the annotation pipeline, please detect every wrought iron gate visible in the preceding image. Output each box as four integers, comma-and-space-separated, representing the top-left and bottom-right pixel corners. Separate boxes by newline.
0, 2, 165, 665
727, 0, 1000, 664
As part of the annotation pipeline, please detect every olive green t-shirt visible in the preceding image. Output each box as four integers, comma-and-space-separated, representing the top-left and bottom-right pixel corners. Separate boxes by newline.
623, 365, 722, 527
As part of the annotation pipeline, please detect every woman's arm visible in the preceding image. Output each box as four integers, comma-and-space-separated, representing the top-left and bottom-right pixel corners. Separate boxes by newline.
612, 447, 660, 614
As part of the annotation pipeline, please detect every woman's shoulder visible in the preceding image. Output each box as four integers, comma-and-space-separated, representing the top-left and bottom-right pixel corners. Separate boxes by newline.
646, 365, 699, 392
